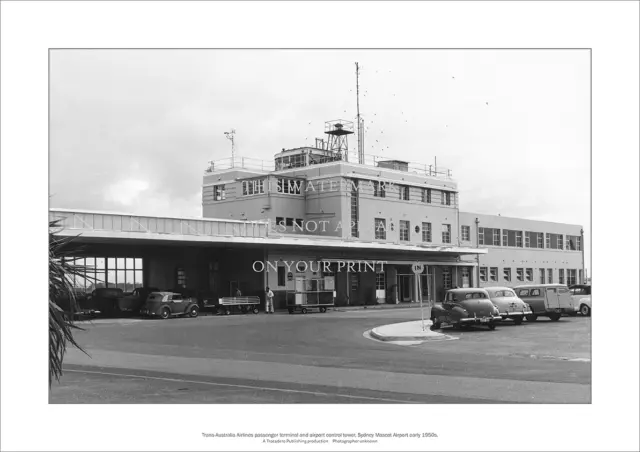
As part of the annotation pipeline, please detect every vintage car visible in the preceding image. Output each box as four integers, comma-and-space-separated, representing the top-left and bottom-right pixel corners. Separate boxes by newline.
569, 284, 591, 316
140, 292, 199, 319
514, 284, 573, 321
431, 288, 502, 330
119, 287, 159, 313
484, 286, 533, 325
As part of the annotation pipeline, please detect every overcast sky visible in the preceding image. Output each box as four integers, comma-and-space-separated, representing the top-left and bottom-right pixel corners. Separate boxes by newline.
50, 49, 590, 265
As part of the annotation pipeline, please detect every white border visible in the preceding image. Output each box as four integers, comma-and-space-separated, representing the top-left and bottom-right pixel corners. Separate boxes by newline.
1, 2, 639, 451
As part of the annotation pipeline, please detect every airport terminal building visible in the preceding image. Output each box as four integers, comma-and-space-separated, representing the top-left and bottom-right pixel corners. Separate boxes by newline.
51, 121, 585, 310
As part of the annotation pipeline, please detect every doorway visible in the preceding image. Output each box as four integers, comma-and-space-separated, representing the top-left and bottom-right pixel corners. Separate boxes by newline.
398, 275, 413, 302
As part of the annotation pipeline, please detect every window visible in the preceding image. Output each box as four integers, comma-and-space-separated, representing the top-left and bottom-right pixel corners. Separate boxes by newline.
375, 218, 386, 240
461, 268, 470, 288
546, 233, 551, 248
277, 266, 286, 286
275, 217, 284, 226
62, 256, 143, 293
559, 269, 565, 285
566, 235, 581, 251
461, 225, 471, 241
479, 267, 488, 282
399, 185, 410, 201
285, 218, 294, 227
293, 219, 304, 230
441, 190, 452, 206
373, 181, 386, 198
525, 231, 544, 248
422, 222, 432, 242
518, 289, 530, 297
376, 272, 386, 290
277, 178, 302, 195
547, 233, 564, 249
213, 184, 226, 201
442, 224, 451, 244
526, 268, 533, 282
516, 268, 524, 281
422, 188, 431, 203
443, 268, 452, 289
350, 273, 359, 290
275, 153, 306, 170
579, 269, 583, 284
531, 289, 541, 296
567, 269, 577, 286
351, 179, 359, 238
176, 268, 187, 288
489, 267, 498, 282
399, 220, 410, 241
548, 268, 553, 284
503, 268, 511, 282
540, 268, 546, 284
242, 179, 265, 196
478, 227, 501, 246
503, 229, 523, 247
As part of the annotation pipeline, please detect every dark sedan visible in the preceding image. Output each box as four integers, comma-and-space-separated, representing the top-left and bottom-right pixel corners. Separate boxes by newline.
431, 288, 502, 330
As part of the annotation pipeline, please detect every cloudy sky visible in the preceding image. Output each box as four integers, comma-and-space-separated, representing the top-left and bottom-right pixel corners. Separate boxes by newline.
50, 49, 590, 264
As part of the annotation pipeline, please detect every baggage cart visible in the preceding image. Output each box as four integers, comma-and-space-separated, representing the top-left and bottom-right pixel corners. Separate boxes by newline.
286, 277, 335, 314
204, 296, 261, 315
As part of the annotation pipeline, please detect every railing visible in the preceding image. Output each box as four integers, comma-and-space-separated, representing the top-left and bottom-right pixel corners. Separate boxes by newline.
206, 156, 275, 173
206, 152, 452, 179
49, 209, 269, 239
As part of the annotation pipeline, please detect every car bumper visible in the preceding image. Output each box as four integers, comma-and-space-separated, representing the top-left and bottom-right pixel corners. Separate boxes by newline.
457, 315, 502, 324
499, 310, 533, 316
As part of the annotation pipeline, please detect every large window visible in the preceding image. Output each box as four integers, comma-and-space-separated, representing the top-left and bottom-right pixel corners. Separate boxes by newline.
64, 256, 143, 293
516, 268, 524, 282
373, 181, 386, 198
277, 178, 302, 195
422, 222, 432, 242
547, 233, 564, 250
480, 267, 488, 282
479, 227, 501, 246
213, 184, 226, 201
548, 268, 553, 284
242, 179, 265, 196
376, 272, 386, 290
275, 153, 305, 170
422, 188, 431, 203
489, 267, 498, 282
399, 185, 410, 201
441, 190, 452, 206
375, 218, 386, 240
540, 268, 546, 284
277, 266, 286, 286
559, 269, 565, 285
461, 225, 471, 242
525, 231, 544, 248
566, 235, 582, 251
399, 220, 410, 241
442, 224, 451, 244
567, 269, 577, 286
503, 268, 511, 282
503, 229, 523, 247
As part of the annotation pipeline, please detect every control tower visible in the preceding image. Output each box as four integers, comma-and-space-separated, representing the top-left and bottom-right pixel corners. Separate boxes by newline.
324, 120, 354, 161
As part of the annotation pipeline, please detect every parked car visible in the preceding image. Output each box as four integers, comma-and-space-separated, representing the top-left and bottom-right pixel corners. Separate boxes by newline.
119, 287, 159, 314
484, 287, 533, 325
569, 284, 591, 316
431, 288, 502, 330
514, 284, 573, 321
86, 288, 124, 317
140, 292, 199, 319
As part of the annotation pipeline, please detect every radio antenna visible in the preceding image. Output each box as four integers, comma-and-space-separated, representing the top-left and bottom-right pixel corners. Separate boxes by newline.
224, 129, 236, 166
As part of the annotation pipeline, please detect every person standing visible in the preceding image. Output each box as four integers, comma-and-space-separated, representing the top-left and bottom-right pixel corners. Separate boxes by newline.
265, 286, 274, 314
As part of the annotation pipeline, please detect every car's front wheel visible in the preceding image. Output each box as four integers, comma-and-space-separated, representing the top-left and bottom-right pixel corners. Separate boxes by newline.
513, 316, 524, 325
487, 321, 497, 330
549, 313, 561, 321
526, 314, 538, 322
189, 306, 199, 318
580, 304, 591, 317
160, 308, 171, 320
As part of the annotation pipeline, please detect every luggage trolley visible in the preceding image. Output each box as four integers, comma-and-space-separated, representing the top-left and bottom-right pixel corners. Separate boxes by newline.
211, 296, 261, 315
286, 277, 335, 314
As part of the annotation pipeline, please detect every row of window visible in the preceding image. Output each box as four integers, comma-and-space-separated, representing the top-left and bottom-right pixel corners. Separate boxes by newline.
61, 256, 144, 293
375, 219, 451, 244
373, 182, 454, 206
479, 267, 581, 285
477, 227, 582, 251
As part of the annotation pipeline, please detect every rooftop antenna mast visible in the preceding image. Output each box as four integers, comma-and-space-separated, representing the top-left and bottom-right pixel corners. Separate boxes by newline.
224, 129, 236, 167
355, 62, 364, 164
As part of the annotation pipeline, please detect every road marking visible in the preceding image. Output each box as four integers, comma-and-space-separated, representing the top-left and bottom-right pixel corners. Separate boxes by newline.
63, 368, 420, 404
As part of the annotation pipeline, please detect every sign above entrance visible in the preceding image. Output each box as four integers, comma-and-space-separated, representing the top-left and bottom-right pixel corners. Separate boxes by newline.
412, 263, 424, 274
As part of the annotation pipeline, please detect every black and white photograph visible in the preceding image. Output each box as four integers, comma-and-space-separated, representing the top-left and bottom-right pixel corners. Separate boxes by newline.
1, 2, 638, 452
